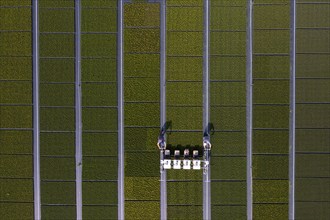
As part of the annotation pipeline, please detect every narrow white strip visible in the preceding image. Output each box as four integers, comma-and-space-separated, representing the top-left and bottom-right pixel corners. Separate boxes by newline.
117, 0, 125, 219
160, 0, 167, 219
32, 0, 41, 219
203, 0, 211, 219
74, 0, 83, 219
246, 0, 253, 219
289, 0, 296, 219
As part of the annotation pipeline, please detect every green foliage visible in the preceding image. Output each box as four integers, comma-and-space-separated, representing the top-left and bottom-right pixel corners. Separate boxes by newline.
82, 8, 117, 32
253, 80, 290, 104
39, 0, 74, 7
167, 169, 202, 181
124, 54, 160, 77
296, 154, 330, 178
168, 181, 202, 204
40, 133, 75, 156
296, 178, 330, 202
212, 206, 246, 220
253, 204, 288, 220
253, 105, 289, 128
297, 79, 330, 103
0, 203, 33, 220
211, 6, 246, 30
253, 130, 289, 154
0, 32, 31, 56
40, 108, 74, 131
41, 182, 76, 204
212, 157, 246, 179
297, 4, 330, 27
125, 78, 159, 102
167, 57, 203, 81
81, 0, 117, 8
83, 206, 117, 220
124, 127, 159, 151
210, 57, 246, 80
83, 182, 117, 204
297, 29, 330, 53
124, 103, 159, 126
296, 202, 330, 220
253, 56, 290, 79
211, 182, 246, 204
40, 59, 75, 82
211, 32, 246, 55
125, 177, 159, 200
211, 107, 245, 130
254, 0, 288, 3
168, 206, 203, 220
82, 132, 118, 156
40, 8, 74, 32
125, 201, 159, 220
124, 3, 160, 27
167, 32, 203, 56
82, 83, 117, 106
82, 157, 118, 180
40, 34, 74, 57
253, 155, 288, 179
250, 179, 289, 218
211, 82, 245, 105
0, 8, 31, 30
0, 0, 31, 6
0, 82, 32, 104
254, 30, 290, 54
0, 179, 33, 202
82, 108, 117, 131
254, 5, 290, 29
40, 84, 75, 106
211, 132, 246, 155
167, 0, 203, 6
296, 129, 329, 152
81, 59, 117, 82
0, 57, 32, 80
41, 157, 75, 180
82, 34, 117, 57
210, 0, 245, 7
297, 105, 330, 128
167, 82, 203, 106
125, 29, 160, 53
167, 106, 203, 130
253, 180, 288, 203
0, 4, 34, 218
166, 132, 201, 147
125, 152, 158, 177
167, 7, 203, 31
0, 131, 32, 154
0, 106, 32, 128
0, 155, 32, 178
42, 206, 75, 220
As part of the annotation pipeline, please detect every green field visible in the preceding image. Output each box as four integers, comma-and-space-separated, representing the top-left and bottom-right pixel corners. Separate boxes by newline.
0, 0, 329, 219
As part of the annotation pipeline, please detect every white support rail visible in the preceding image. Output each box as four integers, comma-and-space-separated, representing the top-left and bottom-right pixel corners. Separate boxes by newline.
117, 0, 125, 219
203, 0, 211, 219
74, 0, 83, 219
289, 0, 296, 219
246, 0, 254, 220
32, 0, 41, 219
